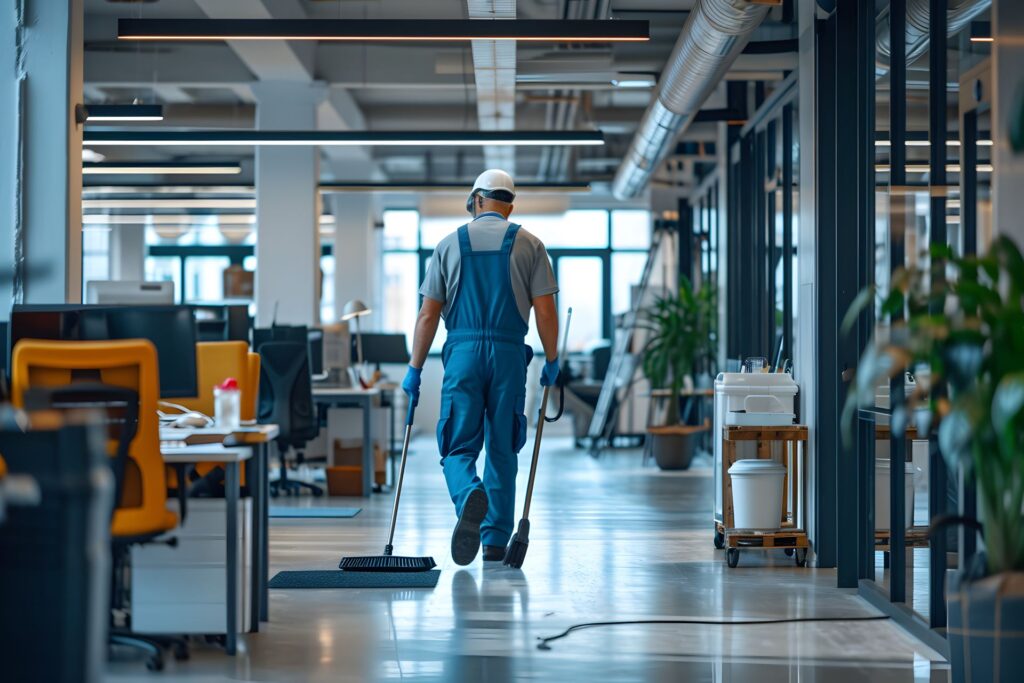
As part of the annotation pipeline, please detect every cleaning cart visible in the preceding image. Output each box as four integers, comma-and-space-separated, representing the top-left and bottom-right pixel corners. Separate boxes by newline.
712, 371, 809, 568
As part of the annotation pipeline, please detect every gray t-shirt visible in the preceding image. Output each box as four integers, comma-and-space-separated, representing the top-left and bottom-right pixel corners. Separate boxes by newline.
419, 213, 559, 323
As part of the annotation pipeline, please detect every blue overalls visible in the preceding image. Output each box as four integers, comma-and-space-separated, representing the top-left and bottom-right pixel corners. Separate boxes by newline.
437, 217, 533, 548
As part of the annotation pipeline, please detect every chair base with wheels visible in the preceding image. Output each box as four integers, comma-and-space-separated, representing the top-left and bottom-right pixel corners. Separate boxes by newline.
270, 447, 323, 497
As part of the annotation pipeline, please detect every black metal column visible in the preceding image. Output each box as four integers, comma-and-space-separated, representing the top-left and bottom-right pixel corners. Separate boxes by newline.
928, 0, 949, 630
832, 0, 875, 587
781, 103, 794, 365
888, 0, 909, 605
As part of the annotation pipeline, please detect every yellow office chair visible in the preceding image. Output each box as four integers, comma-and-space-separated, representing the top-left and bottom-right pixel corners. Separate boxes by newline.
176, 341, 259, 420
11, 339, 176, 538
173, 342, 260, 491
10, 339, 184, 670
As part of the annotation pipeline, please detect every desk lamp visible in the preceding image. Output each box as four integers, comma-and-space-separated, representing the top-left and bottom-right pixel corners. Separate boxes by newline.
341, 299, 372, 367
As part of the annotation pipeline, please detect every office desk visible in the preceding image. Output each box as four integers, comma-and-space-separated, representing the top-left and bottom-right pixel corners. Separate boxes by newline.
161, 443, 250, 656
312, 386, 381, 496
160, 424, 278, 631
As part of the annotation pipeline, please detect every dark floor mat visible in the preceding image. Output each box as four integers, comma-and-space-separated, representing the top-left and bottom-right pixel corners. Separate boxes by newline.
269, 570, 441, 589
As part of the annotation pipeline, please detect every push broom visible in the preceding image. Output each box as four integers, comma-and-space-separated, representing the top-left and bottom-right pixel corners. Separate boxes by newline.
504, 308, 572, 569
339, 399, 436, 572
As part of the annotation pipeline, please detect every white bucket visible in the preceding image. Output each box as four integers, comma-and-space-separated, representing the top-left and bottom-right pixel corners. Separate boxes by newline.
728, 460, 787, 530
875, 459, 915, 530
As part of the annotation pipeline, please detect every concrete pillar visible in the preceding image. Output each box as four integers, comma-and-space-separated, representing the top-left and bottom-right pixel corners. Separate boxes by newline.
0, 0, 85, 314
329, 194, 380, 325
252, 81, 325, 327
109, 225, 145, 281
992, 0, 1024, 244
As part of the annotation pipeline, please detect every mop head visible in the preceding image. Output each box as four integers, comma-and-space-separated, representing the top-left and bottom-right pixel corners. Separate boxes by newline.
502, 519, 531, 568
338, 555, 436, 572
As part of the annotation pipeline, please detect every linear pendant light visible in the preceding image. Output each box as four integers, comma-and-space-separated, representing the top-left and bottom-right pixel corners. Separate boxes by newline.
83, 162, 242, 175
82, 130, 606, 147
319, 182, 591, 193
117, 18, 649, 43
85, 104, 164, 122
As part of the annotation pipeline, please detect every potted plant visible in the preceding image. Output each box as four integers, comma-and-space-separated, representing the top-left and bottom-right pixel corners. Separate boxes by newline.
640, 277, 715, 470
844, 236, 1024, 682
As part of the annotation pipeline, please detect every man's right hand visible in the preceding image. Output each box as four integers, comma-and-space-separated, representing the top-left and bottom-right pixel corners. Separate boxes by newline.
402, 365, 422, 405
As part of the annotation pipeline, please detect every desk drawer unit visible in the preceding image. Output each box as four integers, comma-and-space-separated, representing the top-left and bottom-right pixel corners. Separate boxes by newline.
131, 498, 251, 634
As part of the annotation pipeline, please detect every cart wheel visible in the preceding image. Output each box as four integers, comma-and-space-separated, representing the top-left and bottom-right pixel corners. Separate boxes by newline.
146, 654, 165, 672
795, 548, 808, 567
784, 548, 794, 557
726, 548, 740, 568
714, 530, 725, 550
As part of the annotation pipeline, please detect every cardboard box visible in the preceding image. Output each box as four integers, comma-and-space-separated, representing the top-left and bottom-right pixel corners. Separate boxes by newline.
332, 441, 387, 486
326, 466, 363, 497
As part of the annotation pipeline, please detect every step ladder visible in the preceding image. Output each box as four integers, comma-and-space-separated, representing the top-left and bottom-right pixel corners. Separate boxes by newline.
586, 227, 673, 455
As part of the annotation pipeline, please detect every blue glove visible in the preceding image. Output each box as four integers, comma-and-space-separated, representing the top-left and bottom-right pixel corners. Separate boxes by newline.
540, 357, 560, 387
402, 365, 422, 405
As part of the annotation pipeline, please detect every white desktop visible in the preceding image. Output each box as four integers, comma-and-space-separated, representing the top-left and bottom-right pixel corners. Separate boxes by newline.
86, 280, 175, 305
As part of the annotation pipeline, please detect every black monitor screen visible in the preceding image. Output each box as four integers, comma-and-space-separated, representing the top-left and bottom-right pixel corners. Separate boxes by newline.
92, 306, 198, 398
10, 304, 199, 399
352, 332, 411, 365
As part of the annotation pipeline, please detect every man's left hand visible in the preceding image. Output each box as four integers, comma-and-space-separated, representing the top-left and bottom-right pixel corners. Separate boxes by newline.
540, 357, 560, 387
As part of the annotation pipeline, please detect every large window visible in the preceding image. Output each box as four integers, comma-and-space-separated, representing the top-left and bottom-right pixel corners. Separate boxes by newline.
381, 209, 651, 353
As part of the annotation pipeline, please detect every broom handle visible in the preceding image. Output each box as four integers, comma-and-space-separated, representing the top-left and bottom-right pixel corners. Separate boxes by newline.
521, 308, 572, 520
384, 401, 416, 555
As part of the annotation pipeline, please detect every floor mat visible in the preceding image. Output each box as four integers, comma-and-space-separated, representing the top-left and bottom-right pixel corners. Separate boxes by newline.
269, 570, 441, 589
269, 507, 361, 518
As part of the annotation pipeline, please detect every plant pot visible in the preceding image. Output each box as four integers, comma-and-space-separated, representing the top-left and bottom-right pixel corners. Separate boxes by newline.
947, 571, 1024, 683
648, 425, 708, 471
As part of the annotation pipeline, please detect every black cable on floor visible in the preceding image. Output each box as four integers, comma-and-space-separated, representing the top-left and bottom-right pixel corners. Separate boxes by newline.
536, 615, 893, 650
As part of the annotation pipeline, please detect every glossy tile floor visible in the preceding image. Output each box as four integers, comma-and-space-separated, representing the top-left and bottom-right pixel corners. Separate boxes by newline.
108, 430, 949, 682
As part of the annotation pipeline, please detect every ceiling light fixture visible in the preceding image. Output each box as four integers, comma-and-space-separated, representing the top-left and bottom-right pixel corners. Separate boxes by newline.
83, 130, 606, 147
875, 163, 994, 174
84, 104, 164, 122
83, 162, 243, 175
82, 198, 255, 210
318, 182, 591, 193
117, 18, 649, 43
969, 21, 992, 43
611, 75, 656, 89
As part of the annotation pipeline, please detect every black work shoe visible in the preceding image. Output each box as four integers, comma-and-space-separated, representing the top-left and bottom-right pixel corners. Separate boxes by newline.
482, 545, 506, 562
451, 488, 488, 566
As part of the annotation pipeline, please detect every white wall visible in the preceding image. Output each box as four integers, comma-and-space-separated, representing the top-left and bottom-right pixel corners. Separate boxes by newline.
796, 0, 820, 562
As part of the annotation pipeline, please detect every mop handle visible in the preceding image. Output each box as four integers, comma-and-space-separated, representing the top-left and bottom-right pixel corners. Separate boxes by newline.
384, 400, 416, 554
521, 308, 572, 520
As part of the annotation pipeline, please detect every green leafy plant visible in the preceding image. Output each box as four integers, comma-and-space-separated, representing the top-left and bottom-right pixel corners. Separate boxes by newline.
844, 236, 1024, 574
639, 277, 715, 426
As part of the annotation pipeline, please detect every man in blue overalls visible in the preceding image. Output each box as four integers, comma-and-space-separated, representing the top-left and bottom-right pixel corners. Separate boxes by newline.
401, 169, 561, 565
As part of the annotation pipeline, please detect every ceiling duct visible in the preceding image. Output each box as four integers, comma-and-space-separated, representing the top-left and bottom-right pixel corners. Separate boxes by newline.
875, 0, 990, 77
612, 0, 770, 200
468, 0, 517, 173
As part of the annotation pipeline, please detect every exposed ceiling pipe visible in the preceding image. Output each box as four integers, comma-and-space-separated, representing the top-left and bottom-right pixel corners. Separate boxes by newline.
875, 0, 990, 78
612, 0, 770, 200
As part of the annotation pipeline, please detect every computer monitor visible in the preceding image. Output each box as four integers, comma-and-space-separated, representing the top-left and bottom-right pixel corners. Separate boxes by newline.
352, 332, 411, 366
307, 329, 324, 376
9, 304, 199, 399
85, 306, 198, 399
86, 280, 175, 305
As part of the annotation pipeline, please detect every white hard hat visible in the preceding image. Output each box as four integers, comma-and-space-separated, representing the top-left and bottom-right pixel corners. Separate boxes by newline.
470, 169, 516, 199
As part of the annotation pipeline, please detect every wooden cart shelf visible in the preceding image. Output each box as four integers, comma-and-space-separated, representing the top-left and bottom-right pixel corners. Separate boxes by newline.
875, 527, 930, 548
718, 425, 810, 568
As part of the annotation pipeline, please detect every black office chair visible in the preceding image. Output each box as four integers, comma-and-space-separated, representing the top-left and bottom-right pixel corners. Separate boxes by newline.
22, 383, 190, 670
258, 341, 322, 496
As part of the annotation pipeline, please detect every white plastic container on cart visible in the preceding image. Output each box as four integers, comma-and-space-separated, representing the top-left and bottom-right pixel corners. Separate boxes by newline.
713, 372, 798, 528
728, 460, 788, 529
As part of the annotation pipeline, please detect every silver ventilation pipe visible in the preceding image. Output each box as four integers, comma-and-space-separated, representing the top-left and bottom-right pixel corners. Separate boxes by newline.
875, 0, 990, 78
612, 0, 770, 200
